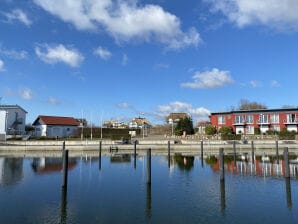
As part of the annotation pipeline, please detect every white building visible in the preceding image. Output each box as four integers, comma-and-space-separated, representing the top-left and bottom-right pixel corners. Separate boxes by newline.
0, 105, 27, 137
32, 115, 79, 137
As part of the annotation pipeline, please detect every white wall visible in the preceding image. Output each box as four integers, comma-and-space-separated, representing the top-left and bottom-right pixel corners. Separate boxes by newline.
0, 111, 6, 134
235, 126, 245, 134
35, 125, 78, 137
287, 125, 297, 132
3, 108, 26, 134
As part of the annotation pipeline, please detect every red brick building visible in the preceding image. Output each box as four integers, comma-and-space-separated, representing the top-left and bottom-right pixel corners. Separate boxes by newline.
210, 108, 298, 135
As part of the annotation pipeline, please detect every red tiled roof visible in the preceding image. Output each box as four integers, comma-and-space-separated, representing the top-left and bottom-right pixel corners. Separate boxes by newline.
36, 115, 80, 126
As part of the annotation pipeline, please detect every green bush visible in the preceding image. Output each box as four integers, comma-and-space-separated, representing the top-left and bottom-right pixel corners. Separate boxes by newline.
205, 125, 217, 135
219, 126, 233, 135
279, 128, 296, 140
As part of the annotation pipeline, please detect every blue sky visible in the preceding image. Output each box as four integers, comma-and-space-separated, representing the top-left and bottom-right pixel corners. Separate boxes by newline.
0, 0, 298, 125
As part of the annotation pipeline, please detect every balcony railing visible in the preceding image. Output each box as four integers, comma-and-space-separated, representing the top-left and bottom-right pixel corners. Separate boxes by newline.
284, 119, 298, 124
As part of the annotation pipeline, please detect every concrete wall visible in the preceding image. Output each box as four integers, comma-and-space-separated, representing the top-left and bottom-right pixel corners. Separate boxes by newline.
34, 125, 78, 137
0, 111, 6, 134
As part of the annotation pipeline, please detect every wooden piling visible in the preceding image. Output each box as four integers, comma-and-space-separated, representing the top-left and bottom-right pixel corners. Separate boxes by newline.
219, 148, 224, 181
168, 141, 170, 168
99, 141, 102, 170
276, 140, 279, 164
134, 140, 137, 169
62, 149, 69, 188
220, 179, 226, 211
147, 148, 151, 184
251, 141, 255, 164
285, 177, 292, 208
201, 140, 204, 158
233, 140, 236, 167
284, 147, 290, 178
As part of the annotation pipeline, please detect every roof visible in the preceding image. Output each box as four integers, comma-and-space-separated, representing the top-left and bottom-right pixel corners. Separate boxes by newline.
131, 117, 151, 126
0, 105, 27, 113
210, 107, 298, 116
33, 115, 80, 126
167, 113, 189, 121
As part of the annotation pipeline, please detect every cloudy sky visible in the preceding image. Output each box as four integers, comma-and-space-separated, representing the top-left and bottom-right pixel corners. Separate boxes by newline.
0, 0, 297, 125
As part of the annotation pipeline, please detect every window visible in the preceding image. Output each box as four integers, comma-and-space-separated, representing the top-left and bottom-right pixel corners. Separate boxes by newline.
270, 114, 279, 124
246, 115, 253, 124
259, 114, 268, 123
246, 126, 254, 134
286, 114, 296, 123
218, 115, 226, 124
235, 115, 244, 124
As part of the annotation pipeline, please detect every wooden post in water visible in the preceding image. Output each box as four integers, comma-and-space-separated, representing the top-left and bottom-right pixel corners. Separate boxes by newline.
147, 148, 151, 184
284, 147, 290, 178
251, 140, 255, 164
219, 148, 224, 181
233, 140, 236, 167
201, 140, 204, 158
60, 187, 67, 224
134, 140, 137, 169
99, 141, 102, 170
62, 149, 69, 188
276, 140, 279, 164
285, 177, 292, 209
220, 179, 226, 212
168, 141, 170, 168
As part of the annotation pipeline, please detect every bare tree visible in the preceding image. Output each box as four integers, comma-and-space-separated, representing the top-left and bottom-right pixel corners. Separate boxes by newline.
237, 99, 267, 110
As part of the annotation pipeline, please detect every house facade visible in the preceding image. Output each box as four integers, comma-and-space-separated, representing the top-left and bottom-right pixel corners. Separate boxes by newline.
210, 108, 298, 135
0, 105, 27, 136
32, 115, 79, 137
128, 117, 151, 129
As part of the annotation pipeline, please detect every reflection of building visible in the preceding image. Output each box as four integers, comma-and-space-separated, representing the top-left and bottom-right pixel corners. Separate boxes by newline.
210, 108, 298, 134
32, 115, 80, 137
211, 158, 298, 177
174, 154, 194, 171
32, 157, 77, 174
0, 157, 23, 186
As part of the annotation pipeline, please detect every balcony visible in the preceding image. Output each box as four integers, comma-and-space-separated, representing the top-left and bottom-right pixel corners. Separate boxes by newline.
257, 121, 270, 125
233, 122, 246, 126
284, 119, 298, 125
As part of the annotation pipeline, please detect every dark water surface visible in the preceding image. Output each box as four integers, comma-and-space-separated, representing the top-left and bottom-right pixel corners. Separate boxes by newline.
0, 155, 298, 224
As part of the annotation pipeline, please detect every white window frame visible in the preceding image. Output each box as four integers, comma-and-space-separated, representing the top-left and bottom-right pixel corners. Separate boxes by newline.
218, 115, 226, 124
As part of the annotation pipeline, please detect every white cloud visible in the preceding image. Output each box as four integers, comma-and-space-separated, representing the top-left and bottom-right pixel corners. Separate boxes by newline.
3, 9, 32, 26
48, 96, 59, 105
0, 59, 5, 72
156, 101, 211, 121
207, 0, 298, 30
0, 47, 28, 60
181, 68, 234, 89
33, 0, 201, 49
94, 46, 112, 60
35, 44, 84, 67
20, 88, 33, 100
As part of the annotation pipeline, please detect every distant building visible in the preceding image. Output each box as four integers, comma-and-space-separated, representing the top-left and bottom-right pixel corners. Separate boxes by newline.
210, 108, 298, 134
166, 113, 189, 124
32, 115, 79, 137
103, 120, 127, 129
0, 105, 27, 136
129, 117, 151, 129
196, 121, 211, 134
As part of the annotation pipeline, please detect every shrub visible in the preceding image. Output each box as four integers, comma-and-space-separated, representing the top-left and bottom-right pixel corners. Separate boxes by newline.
205, 125, 217, 135
279, 128, 296, 140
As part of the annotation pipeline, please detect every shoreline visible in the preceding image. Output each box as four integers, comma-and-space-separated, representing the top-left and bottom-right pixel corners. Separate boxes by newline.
0, 139, 298, 157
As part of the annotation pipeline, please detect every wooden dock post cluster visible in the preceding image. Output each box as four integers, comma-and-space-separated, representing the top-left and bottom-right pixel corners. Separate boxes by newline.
251, 141, 255, 164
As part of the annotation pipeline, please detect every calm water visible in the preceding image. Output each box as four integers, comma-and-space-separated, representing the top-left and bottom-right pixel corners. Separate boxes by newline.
0, 154, 298, 224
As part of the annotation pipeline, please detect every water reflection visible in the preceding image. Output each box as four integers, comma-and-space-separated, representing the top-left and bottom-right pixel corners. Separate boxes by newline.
220, 180, 226, 214
110, 154, 131, 163
0, 157, 23, 186
174, 154, 194, 171
146, 183, 151, 220
31, 158, 77, 174
60, 188, 68, 224
285, 178, 292, 209
207, 156, 298, 178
